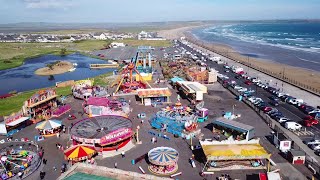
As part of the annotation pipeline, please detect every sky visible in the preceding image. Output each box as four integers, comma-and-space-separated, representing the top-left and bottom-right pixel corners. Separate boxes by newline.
0, 0, 319, 23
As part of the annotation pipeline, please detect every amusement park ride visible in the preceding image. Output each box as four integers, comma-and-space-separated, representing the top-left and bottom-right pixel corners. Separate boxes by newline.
112, 47, 154, 94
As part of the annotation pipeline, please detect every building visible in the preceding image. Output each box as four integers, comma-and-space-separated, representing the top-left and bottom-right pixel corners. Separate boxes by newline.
136, 88, 171, 106
93, 32, 107, 40
138, 31, 165, 40
200, 139, 271, 172
176, 81, 208, 101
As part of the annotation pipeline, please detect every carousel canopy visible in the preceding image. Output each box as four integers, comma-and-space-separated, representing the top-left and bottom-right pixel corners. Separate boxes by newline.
36, 119, 62, 130
148, 147, 179, 166
64, 145, 96, 161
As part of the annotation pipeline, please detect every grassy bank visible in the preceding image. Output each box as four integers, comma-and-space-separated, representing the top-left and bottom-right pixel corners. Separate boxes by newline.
0, 40, 111, 70
118, 39, 172, 47
0, 72, 112, 116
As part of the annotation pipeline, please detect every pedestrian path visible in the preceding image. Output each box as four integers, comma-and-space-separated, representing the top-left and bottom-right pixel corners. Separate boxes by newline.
100, 141, 135, 158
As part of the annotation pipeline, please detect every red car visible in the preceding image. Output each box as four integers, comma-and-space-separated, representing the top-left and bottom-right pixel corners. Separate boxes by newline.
303, 116, 319, 127
262, 106, 273, 113
245, 80, 252, 85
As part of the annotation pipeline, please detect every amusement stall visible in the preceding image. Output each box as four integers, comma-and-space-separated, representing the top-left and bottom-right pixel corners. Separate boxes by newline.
70, 115, 134, 155
150, 101, 202, 139
148, 147, 179, 175
72, 80, 107, 100
83, 97, 130, 117
35, 119, 62, 137
22, 89, 58, 123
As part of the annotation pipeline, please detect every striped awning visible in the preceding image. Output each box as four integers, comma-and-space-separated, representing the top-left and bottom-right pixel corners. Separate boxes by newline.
137, 88, 171, 98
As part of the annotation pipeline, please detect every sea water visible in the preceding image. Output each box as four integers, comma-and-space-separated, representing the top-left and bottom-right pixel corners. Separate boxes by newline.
192, 22, 320, 72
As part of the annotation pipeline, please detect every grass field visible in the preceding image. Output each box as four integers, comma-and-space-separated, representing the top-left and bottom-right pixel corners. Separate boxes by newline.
118, 39, 172, 47
0, 72, 112, 116
0, 40, 111, 70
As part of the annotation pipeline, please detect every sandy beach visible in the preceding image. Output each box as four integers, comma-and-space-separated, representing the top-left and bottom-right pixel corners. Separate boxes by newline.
35, 61, 74, 76
158, 26, 320, 94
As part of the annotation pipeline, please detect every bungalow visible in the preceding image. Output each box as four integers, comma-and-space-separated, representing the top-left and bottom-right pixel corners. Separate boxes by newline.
93, 32, 107, 40
110, 42, 126, 48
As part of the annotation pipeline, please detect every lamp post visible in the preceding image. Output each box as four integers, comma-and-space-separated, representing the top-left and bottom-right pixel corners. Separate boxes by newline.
232, 104, 236, 116
136, 125, 141, 144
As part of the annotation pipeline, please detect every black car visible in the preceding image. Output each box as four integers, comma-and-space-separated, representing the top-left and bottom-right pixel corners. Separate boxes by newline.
315, 149, 320, 156
269, 96, 280, 102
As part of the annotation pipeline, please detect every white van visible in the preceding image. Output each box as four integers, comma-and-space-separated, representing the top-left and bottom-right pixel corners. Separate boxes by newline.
284, 121, 302, 131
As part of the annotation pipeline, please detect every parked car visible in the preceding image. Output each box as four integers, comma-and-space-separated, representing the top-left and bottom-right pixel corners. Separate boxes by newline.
306, 139, 320, 145
262, 106, 273, 113
308, 109, 320, 115
278, 117, 291, 123
303, 116, 319, 127
314, 149, 320, 156
238, 88, 248, 92
269, 96, 280, 102
284, 121, 302, 131
245, 80, 252, 85
310, 144, 320, 151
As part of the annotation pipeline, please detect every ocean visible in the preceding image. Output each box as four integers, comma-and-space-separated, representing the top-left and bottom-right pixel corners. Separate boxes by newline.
192, 22, 320, 72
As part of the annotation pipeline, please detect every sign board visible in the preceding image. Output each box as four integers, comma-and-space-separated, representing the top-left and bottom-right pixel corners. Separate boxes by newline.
100, 128, 132, 146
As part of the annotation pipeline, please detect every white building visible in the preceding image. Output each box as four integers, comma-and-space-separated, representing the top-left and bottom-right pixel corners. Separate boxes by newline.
93, 32, 107, 40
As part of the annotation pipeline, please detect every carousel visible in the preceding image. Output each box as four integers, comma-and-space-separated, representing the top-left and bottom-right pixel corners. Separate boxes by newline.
35, 119, 62, 137
148, 147, 179, 175
70, 115, 133, 153
64, 144, 96, 163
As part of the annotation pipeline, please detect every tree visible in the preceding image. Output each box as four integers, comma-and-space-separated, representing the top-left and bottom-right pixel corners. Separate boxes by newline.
46, 64, 54, 70
60, 48, 67, 56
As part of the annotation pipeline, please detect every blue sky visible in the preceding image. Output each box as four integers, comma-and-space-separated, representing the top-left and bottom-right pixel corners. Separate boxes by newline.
0, 0, 319, 23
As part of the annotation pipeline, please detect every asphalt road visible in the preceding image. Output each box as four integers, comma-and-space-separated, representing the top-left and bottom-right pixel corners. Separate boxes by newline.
177, 40, 320, 138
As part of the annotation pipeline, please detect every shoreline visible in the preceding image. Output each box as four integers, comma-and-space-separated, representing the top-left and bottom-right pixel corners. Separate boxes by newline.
157, 26, 320, 94
35, 61, 74, 76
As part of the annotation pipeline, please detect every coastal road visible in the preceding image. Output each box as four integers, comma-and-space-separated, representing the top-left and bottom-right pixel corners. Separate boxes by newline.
177, 40, 320, 138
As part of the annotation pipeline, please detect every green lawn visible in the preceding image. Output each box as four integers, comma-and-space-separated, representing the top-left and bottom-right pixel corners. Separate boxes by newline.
0, 72, 112, 116
118, 39, 172, 47
0, 40, 111, 70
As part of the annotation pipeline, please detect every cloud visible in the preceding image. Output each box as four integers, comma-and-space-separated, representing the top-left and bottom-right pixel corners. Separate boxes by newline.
23, 0, 73, 9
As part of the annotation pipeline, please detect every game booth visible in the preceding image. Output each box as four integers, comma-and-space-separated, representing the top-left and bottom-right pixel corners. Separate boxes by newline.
150, 101, 201, 139
200, 139, 271, 172
136, 88, 172, 106
72, 80, 107, 100
148, 147, 179, 175
35, 119, 62, 137
70, 115, 134, 155
176, 81, 207, 101
1, 112, 31, 136
83, 97, 130, 118
22, 89, 58, 123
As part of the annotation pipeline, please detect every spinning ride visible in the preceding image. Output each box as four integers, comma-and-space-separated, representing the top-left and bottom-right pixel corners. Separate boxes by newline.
72, 80, 107, 100
112, 62, 151, 94
70, 115, 133, 152
0, 142, 40, 179
148, 147, 179, 175
150, 102, 201, 138
35, 119, 62, 137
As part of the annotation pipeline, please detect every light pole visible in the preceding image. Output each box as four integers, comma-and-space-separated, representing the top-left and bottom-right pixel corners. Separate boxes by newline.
232, 104, 236, 116
136, 125, 141, 144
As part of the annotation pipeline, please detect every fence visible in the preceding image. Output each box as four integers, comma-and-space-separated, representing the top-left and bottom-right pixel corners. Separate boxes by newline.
217, 77, 320, 177
185, 38, 320, 96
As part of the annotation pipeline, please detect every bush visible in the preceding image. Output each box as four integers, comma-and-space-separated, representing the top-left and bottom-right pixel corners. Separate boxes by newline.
3, 60, 12, 63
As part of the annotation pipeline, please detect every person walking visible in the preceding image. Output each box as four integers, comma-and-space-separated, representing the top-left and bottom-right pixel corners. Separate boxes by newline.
43, 158, 47, 165
121, 151, 125, 158
114, 162, 117, 169
40, 171, 45, 180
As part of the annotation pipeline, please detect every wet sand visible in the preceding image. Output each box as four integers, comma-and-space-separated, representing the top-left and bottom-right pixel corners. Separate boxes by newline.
35, 61, 74, 76
158, 26, 320, 94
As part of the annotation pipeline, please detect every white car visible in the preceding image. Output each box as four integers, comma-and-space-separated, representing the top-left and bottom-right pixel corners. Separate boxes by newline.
277, 93, 289, 98
288, 99, 304, 105
238, 88, 248, 92
278, 117, 291, 123
234, 85, 243, 90
308, 109, 320, 114
310, 144, 320, 151
307, 139, 320, 145
252, 79, 261, 83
